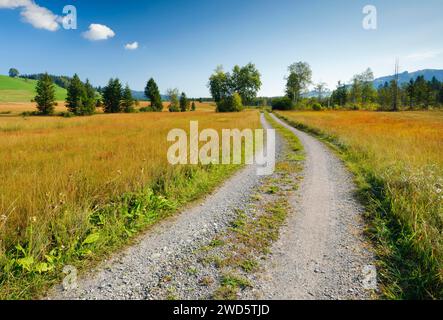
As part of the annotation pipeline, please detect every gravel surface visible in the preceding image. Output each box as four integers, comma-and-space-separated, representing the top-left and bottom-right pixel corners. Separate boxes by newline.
247, 114, 377, 300
47, 113, 376, 300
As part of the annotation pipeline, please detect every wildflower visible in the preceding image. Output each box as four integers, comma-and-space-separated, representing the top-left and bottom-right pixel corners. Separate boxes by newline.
0, 214, 7, 222
30, 216, 37, 223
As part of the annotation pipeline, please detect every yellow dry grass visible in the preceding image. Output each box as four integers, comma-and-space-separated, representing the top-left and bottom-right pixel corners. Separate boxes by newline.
0, 109, 259, 248
0, 101, 216, 116
276, 110, 443, 298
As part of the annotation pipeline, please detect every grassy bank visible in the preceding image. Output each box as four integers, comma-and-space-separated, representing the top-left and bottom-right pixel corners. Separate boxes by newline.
0, 110, 260, 299
0, 75, 67, 102
274, 110, 443, 299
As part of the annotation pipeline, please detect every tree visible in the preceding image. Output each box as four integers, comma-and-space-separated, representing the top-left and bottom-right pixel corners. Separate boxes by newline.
81, 79, 97, 115
191, 101, 196, 111
145, 78, 163, 112
121, 84, 135, 113
285, 62, 312, 104
66, 74, 85, 114
230, 63, 262, 105
208, 65, 230, 103
314, 82, 328, 100
34, 73, 56, 115
8, 68, 19, 78
102, 78, 123, 113
331, 81, 348, 107
167, 88, 180, 112
349, 68, 376, 107
180, 92, 189, 112
406, 79, 415, 109
360, 68, 376, 105
209, 64, 262, 112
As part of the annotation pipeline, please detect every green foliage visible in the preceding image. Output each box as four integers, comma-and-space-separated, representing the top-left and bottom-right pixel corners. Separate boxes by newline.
230, 63, 262, 105
312, 102, 323, 111
121, 85, 135, 113
191, 101, 196, 111
9, 68, 19, 78
216, 92, 243, 112
331, 81, 348, 107
271, 96, 293, 110
209, 63, 261, 111
208, 65, 231, 103
65, 74, 96, 116
34, 73, 56, 115
167, 88, 180, 112
144, 78, 163, 112
179, 92, 189, 112
102, 78, 123, 113
286, 62, 312, 104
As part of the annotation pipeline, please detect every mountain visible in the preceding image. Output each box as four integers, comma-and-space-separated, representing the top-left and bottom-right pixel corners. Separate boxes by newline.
131, 90, 168, 101
373, 69, 443, 88
0, 75, 67, 102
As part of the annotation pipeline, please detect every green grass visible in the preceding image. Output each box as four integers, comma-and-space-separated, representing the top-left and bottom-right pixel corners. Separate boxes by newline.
0, 75, 67, 102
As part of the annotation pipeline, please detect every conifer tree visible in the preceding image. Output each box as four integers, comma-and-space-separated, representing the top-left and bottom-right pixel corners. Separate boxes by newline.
35, 73, 56, 115
144, 78, 163, 111
121, 84, 135, 113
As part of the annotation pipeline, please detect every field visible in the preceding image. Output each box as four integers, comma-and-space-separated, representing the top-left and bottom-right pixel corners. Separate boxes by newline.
0, 107, 260, 298
0, 101, 216, 116
275, 110, 443, 299
0, 75, 67, 103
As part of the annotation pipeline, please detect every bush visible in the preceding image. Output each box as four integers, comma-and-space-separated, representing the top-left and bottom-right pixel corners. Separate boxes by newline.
216, 93, 243, 112
312, 102, 323, 111
139, 106, 154, 113
60, 111, 75, 118
271, 97, 293, 110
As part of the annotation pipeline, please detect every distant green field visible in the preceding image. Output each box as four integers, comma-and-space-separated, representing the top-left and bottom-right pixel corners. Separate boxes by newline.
0, 75, 67, 102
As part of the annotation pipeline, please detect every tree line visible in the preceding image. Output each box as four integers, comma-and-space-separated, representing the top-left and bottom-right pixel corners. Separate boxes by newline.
32, 74, 196, 116
269, 62, 443, 111
331, 69, 443, 111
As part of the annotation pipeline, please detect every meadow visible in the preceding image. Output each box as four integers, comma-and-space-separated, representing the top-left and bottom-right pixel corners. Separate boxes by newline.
0, 106, 260, 298
275, 110, 443, 299
0, 75, 66, 103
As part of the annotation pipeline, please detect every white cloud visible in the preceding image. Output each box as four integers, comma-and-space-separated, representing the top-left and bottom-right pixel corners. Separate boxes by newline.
124, 41, 139, 50
82, 23, 115, 41
0, 0, 59, 31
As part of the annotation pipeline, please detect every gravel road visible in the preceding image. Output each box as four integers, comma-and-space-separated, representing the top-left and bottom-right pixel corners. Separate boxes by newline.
48, 113, 376, 300
248, 114, 376, 300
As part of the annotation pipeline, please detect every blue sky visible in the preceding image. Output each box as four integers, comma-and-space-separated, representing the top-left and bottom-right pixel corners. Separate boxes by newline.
1, 0, 442, 96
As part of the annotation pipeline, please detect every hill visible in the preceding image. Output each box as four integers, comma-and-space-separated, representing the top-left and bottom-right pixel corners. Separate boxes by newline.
0, 75, 67, 102
373, 69, 443, 87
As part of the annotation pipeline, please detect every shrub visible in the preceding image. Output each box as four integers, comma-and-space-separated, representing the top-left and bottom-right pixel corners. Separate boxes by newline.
312, 102, 323, 111
271, 97, 293, 110
216, 93, 243, 112
139, 106, 153, 112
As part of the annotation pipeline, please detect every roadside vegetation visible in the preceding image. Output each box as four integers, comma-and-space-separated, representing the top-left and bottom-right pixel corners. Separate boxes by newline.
0, 109, 260, 299
274, 110, 443, 299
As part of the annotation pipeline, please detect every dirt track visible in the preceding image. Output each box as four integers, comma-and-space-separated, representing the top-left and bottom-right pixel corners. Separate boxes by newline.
248, 114, 376, 300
